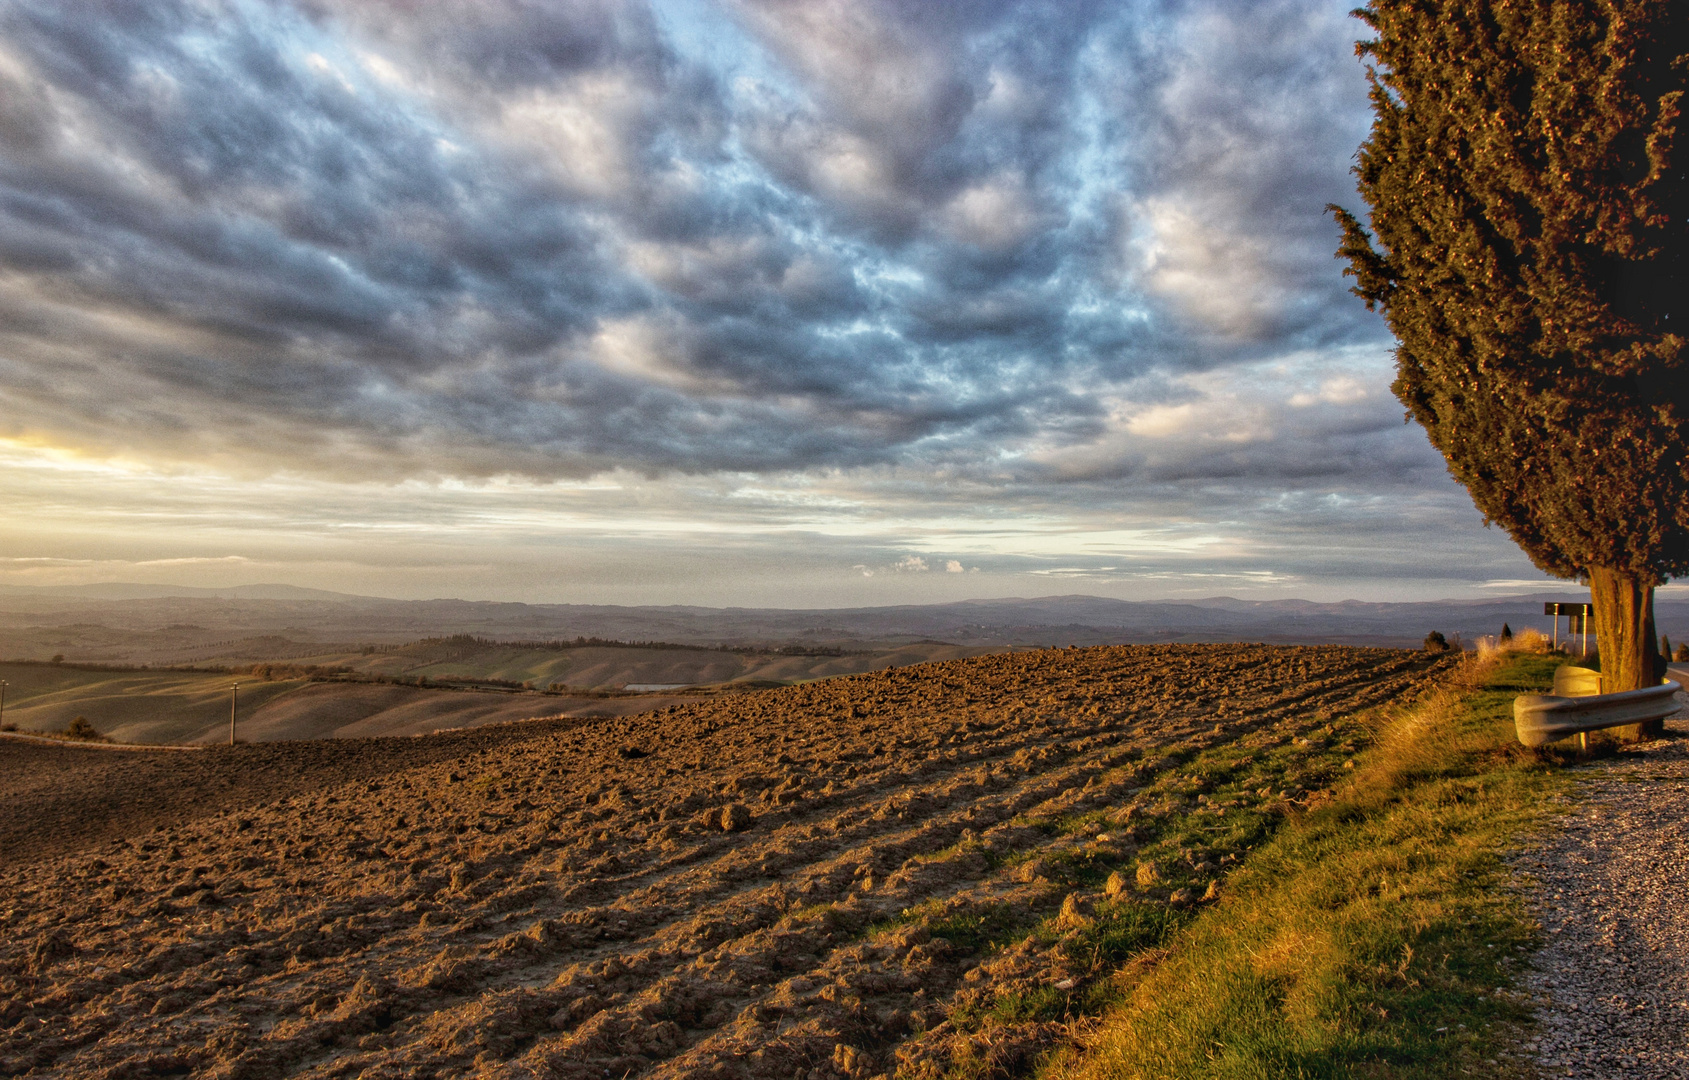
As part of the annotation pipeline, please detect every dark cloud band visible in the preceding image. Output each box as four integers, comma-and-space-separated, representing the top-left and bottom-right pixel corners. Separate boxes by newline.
0, 0, 1389, 489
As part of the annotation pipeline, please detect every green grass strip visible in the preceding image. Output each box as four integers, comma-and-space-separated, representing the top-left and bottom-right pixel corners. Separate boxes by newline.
1046, 650, 1566, 1080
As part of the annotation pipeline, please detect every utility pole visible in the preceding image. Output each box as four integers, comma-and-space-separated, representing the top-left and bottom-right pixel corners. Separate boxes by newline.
229, 683, 239, 746
0, 680, 7, 728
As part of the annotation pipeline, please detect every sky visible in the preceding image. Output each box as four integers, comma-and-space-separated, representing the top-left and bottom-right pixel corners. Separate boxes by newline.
0, 0, 1593, 607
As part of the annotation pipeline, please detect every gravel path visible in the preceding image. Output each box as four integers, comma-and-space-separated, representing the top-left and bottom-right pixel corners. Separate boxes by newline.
1517, 673, 1689, 1080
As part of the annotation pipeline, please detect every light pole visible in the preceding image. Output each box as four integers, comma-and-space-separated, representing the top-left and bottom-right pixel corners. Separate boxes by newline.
229, 683, 239, 746
0, 680, 7, 729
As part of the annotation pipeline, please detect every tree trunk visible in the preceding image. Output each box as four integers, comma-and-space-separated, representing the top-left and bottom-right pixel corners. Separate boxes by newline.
1588, 566, 1663, 741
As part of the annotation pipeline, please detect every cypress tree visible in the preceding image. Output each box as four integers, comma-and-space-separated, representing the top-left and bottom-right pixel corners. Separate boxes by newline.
1332, 2, 1689, 717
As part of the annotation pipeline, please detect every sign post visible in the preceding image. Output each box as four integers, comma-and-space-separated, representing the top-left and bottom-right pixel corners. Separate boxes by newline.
1544, 602, 1596, 657
229, 683, 239, 746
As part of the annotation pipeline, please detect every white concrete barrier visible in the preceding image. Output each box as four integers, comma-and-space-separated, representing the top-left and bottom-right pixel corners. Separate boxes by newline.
1513, 680, 1683, 747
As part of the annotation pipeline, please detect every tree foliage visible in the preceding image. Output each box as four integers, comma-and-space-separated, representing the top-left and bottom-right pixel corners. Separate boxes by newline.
1333, 0, 1689, 577
1332, 1, 1689, 693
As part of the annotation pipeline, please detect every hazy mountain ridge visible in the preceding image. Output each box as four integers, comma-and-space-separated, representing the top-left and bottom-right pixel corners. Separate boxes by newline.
0, 582, 362, 601
0, 586, 1678, 662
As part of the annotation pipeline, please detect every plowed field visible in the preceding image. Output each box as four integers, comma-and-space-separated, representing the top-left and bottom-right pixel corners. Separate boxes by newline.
0, 644, 1457, 1080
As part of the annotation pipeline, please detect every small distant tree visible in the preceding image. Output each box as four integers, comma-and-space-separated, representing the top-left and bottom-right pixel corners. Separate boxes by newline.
50, 654, 63, 664
1663, 634, 1675, 661
1500, 623, 1513, 643
1332, 1, 1689, 706
1677, 642, 1689, 662
63, 716, 100, 741
1424, 630, 1450, 653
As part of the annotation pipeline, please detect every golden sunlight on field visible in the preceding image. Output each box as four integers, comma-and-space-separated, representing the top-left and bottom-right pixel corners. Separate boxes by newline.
0, 645, 1454, 1079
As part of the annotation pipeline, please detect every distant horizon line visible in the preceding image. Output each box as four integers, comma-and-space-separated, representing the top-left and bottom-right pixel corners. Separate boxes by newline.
0, 579, 1662, 611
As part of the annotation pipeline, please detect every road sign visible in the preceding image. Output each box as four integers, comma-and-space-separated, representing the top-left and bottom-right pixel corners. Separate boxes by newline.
1544, 602, 1594, 653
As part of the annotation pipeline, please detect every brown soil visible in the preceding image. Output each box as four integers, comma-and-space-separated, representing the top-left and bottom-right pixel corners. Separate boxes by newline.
0, 718, 598, 869
0, 644, 1455, 1080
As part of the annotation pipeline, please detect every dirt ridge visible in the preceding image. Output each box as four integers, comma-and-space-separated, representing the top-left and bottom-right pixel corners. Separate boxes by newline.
0, 644, 1454, 1079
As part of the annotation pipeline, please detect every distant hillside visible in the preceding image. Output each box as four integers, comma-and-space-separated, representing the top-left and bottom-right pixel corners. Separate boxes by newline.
0, 661, 712, 745
0, 587, 1681, 664
0, 639, 1012, 743
293, 637, 1002, 691
0, 582, 360, 601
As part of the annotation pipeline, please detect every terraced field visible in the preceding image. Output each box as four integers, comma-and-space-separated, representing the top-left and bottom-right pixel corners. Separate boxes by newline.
0, 644, 1458, 1079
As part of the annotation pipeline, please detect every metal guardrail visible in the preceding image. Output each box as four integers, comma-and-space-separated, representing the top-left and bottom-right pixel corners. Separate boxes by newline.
1514, 679, 1684, 748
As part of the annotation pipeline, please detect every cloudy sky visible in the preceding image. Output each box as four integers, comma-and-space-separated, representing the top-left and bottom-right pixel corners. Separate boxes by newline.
0, 0, 1580, 606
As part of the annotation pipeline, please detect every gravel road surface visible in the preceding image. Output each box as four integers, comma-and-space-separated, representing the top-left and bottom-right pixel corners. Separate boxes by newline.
1516, 674, 1689, 1079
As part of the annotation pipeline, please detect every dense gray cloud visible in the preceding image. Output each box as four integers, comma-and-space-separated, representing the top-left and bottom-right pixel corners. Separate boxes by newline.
0, 0, 1584, 610
0, 0, 1402, 493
